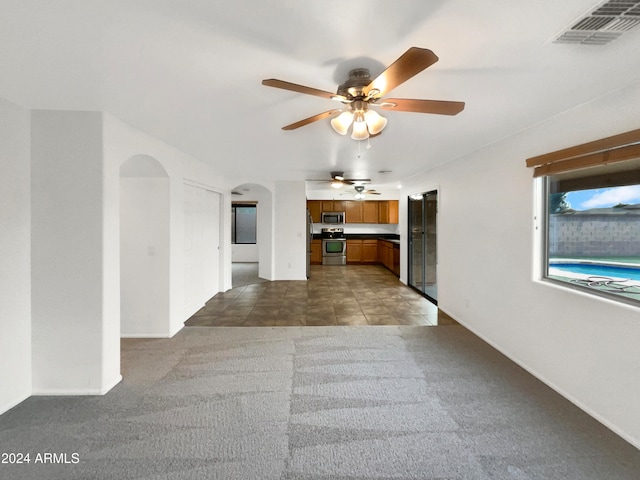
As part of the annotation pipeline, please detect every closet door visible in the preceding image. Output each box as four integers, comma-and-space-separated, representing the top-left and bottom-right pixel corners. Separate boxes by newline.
184, 184, 221, 318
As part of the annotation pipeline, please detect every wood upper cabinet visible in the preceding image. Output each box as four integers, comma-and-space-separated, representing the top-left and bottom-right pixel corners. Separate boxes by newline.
332, 200, 346, 212
345, 201, 363, 223
362, 201, 379, 223
378, 200, 399, 224
307, 200, 322, 223
308, 199, 398, 224
320, 200, 346, 212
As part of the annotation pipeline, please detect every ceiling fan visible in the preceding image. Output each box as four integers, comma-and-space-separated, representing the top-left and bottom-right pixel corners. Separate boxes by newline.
307, 171, 371, 189
262, 47, 465, 140
352, 185, 381, 199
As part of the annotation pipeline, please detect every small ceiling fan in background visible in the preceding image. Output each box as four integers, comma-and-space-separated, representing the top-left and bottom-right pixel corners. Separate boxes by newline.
262, 47, 465, 140
306, 171, 371, 189
352, 185, 381, 199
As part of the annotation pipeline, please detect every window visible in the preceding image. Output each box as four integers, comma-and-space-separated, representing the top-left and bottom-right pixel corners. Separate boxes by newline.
232, 204, 257, 244
528, 129, 640, 305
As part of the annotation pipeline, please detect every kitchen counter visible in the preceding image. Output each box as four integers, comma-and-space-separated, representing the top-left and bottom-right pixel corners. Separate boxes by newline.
379, 238, 400, 245
344, 234, 400, 241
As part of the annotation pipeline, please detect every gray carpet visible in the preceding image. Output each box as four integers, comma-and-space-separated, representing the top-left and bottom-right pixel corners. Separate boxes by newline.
1, 326, 639, 479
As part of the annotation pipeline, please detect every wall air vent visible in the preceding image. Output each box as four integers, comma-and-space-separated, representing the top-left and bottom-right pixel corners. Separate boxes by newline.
554, 0, 640, 45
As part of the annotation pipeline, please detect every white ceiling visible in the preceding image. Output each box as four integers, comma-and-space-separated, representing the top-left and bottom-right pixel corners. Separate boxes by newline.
2, 1, 640, 194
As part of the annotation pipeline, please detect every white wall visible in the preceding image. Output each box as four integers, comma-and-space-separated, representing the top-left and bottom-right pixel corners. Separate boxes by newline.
0, 97, 31, 413
120, 173, 170, 337
31, 110, 120, 394
399, 81, 640, 448
274, 181, 307, 280
232, 244, 258, 262
104, 113, 230, 336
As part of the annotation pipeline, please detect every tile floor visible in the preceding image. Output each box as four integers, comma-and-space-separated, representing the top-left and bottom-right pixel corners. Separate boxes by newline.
185, 264, 457, 327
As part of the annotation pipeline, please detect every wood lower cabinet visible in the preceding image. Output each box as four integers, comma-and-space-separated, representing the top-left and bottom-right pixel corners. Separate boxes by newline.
310, 239, 322, 264
346, 239, 363, 263
378, 239, 399, 276
362, 240, 378, 263
344, 238, 398, 275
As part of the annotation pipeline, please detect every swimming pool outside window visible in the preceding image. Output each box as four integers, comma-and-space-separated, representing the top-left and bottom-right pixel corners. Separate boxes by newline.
542, 163, 640, 304
527, 128, 640, 306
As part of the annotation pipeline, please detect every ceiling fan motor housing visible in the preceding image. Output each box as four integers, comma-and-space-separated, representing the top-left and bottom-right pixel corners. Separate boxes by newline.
337, 68, 372, 99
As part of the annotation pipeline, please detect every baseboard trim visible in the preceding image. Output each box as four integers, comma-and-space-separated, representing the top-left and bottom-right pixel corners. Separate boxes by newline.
32, 375, 123, 396
439, 306, 640, 451
121, 333, 172, 338
169, 323, 183, 338
0, 393, 30, 416
101, 374, 122, 394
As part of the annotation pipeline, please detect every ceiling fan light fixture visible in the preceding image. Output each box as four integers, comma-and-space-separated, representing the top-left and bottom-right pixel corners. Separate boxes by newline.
330, 180, 344, 189
350, 114, 369, 140
330, 111, 354, 135
364, 110, 387, 135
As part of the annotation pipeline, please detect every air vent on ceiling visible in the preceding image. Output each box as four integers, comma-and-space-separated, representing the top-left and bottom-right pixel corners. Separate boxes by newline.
554, 0, 640, 45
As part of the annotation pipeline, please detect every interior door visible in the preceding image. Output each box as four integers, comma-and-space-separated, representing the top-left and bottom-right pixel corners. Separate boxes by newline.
184, 184, 221, 318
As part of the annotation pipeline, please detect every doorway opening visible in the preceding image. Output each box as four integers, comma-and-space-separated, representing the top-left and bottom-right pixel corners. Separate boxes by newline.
408, 190, 438, 305
230, 183, 273, 286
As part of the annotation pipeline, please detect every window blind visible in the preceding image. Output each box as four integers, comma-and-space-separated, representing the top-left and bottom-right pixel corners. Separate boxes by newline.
526, 128, 640, 178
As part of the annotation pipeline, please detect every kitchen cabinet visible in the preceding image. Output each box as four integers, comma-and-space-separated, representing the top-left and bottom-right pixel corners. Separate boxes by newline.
342, 238, 398, 272
310, 239, 322, 264
362, 240, 378, 263
392, 244, 400, 276
378, 200, 399, 224
307, 200, 322, 223
378, 239, 399, 276
345, 201, 363, 223
346, 239, 362, 263
332, 200, 346, 212
308, 199, 398, 224
320, 200, 345, 212
362, 201, 378, 223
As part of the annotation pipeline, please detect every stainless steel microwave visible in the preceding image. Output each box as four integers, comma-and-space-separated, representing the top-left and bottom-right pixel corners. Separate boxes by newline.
321, 211, 345, 224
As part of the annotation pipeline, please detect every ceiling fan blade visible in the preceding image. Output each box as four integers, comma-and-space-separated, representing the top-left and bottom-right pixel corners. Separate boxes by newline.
380, 98, 465, 115
262, 79, 337, 100
344, 178, 371, 182
363, 47, 439, 98
282, 109, 340, 130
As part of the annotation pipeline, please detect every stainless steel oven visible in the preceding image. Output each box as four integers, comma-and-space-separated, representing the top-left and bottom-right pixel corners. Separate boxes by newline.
321, 227, 346, 265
